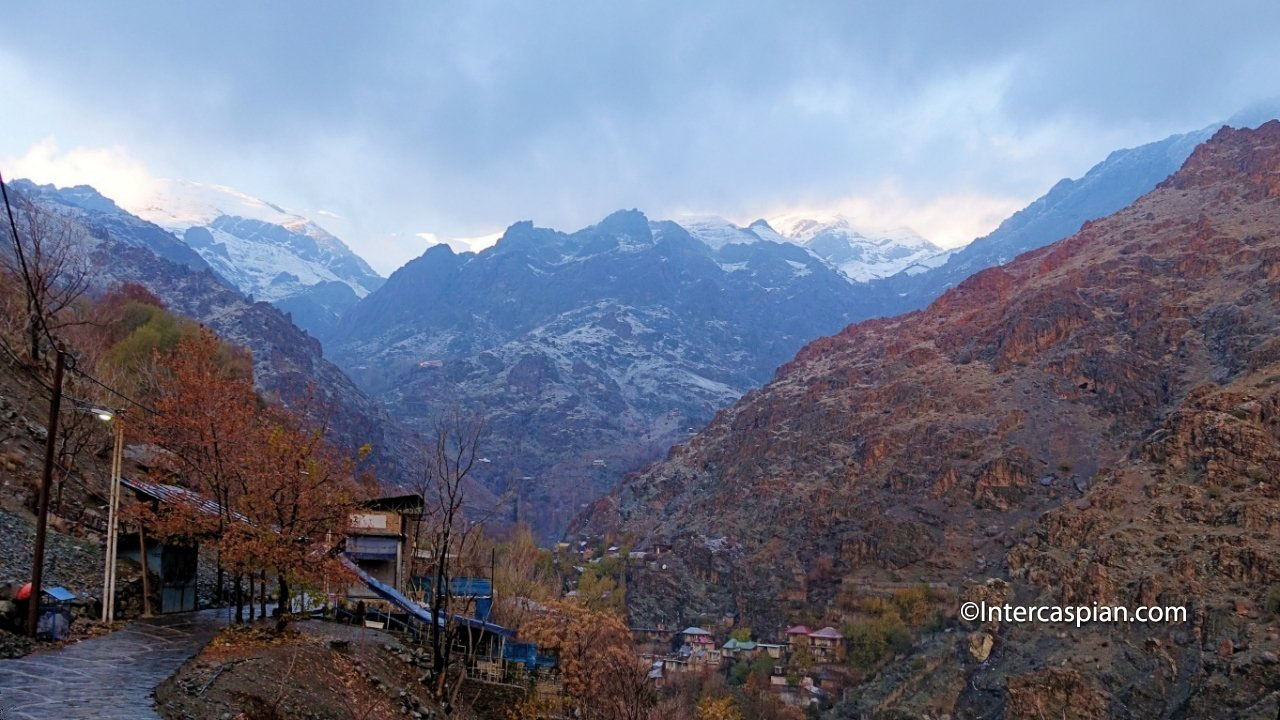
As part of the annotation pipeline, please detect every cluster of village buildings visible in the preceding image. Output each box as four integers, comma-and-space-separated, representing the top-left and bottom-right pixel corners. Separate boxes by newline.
636, 623, 849, 705
121, 484, 849, 707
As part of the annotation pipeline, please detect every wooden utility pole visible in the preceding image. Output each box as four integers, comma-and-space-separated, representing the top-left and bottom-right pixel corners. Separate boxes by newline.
27, 347, 66, 636
137, 524, 152, 616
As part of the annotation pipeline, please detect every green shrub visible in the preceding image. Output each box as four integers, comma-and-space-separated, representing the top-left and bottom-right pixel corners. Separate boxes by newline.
845, 612, 911, 670
1266, 586, 1280, 616
891, 586, 931, 626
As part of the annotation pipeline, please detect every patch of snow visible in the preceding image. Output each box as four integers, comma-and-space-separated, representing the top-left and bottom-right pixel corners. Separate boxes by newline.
784, 259, 812, 277
128, 178, 301, 232
676, 215, 766, 250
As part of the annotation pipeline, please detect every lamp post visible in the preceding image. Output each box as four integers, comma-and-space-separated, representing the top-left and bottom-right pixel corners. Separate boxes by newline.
72, 405, 123, 623
95, 409, 124, 623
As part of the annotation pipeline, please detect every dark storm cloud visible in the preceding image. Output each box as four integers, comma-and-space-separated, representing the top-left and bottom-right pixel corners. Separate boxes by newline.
3, 1, 1279, 271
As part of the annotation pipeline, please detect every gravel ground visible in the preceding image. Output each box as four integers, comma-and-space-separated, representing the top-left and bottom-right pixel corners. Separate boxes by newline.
0, 510, 109, 603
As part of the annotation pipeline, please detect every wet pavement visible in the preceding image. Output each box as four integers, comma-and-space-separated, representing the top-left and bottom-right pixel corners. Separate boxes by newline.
0, 608, 233, 719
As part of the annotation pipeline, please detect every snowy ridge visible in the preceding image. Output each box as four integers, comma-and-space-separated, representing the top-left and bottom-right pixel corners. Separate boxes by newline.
125, 179, 382, 300
116, 178, 383, 339
767, 213, 945, 282
674, 213, 948, 283
131, 178, 300, 230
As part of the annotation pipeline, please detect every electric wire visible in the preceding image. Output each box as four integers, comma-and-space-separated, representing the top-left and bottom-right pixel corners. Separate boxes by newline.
1, 167, 157, 416
0, 168, 62, 352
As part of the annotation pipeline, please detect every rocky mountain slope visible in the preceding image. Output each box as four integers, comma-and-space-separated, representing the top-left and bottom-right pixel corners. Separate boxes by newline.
6, 181, 420, 488
127, 179, 384, 339
862, 104, 1280, 318
328, 210, 867, 537
579, 123, 1280, 717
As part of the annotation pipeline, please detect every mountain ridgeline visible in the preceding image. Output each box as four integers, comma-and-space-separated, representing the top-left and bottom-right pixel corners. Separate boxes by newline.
578, 122, 1280, 717
11, 108, 1277, 550
328, 210, 868, 536
129, 179, 385, 340
6, 181, 425, 492
321, 110, 1276, 538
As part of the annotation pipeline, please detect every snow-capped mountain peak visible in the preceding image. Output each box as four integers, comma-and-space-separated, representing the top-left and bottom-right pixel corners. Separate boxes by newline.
116, 178, 384, 340
765, 213, 944, 281
674, 212, 947, 282
674, 215, 772, 250
131, 178, 301, 231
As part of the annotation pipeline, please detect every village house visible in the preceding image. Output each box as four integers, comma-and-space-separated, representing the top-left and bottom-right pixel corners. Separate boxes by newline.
720, 637, 758, 660
344, 494, 423, 599
785, 624, 812, 648
808, 626, 845, 662
677, 626, 721, 667
756, 642, 785, 660
117, 477, 220, 614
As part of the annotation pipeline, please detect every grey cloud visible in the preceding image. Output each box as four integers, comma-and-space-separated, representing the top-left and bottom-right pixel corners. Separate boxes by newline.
5, 0, 1280, 272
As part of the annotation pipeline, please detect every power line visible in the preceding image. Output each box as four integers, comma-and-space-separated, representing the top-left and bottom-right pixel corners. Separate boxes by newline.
0, 331, 136, 418
67, 364, 157, 415
0, 169, 60, 352
1, 168, 156, 416
0, 331, 55, 394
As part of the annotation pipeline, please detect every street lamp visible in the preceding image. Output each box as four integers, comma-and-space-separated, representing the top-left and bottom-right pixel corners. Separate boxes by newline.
74, 404, 124, 623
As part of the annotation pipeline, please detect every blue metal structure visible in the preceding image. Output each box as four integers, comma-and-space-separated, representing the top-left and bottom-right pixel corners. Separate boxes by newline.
339, 554, 514, 638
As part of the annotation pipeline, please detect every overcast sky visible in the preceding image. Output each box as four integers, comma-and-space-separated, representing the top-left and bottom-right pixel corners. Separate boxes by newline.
3, 1, 1279, 274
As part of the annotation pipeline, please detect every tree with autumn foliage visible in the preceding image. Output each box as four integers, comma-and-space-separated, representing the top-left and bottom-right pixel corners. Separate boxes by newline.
139, 327, 366, 625
238, 401, 370, 630
490, 524, 557, 633
519, 598, 656, 720
695, 696, 744, 720
140, 327, 258, 606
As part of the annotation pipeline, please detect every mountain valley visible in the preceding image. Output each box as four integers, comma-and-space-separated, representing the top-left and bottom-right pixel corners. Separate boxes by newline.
577, 121, 1280, 718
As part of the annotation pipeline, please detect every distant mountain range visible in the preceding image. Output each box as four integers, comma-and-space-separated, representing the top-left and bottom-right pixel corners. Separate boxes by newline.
679, 214, 948, 282
577, 120, 1280, 717
857, 102, 1280, 318
12, 106, 1276, 543
124, 179, 384, 340
327, 210, 868, 537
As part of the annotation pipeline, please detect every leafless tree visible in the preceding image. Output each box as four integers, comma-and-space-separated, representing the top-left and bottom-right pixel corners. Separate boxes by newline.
414, 407, 488, 705
0, 197, 91, 364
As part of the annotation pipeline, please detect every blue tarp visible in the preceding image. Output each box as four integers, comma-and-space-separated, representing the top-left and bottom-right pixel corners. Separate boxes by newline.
501, 642, 557, 670
43, 586, 76, 602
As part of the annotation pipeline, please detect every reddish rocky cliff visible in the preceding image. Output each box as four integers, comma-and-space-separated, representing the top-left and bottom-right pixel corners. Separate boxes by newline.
580, 123, 1280, 718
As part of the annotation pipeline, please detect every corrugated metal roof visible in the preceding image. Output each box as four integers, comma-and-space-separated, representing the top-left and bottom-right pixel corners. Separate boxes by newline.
809, 626, 843, 639
120, 476, 247, 522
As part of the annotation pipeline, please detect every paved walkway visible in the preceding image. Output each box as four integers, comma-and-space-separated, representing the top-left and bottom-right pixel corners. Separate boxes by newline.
0, 608, 234, 719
